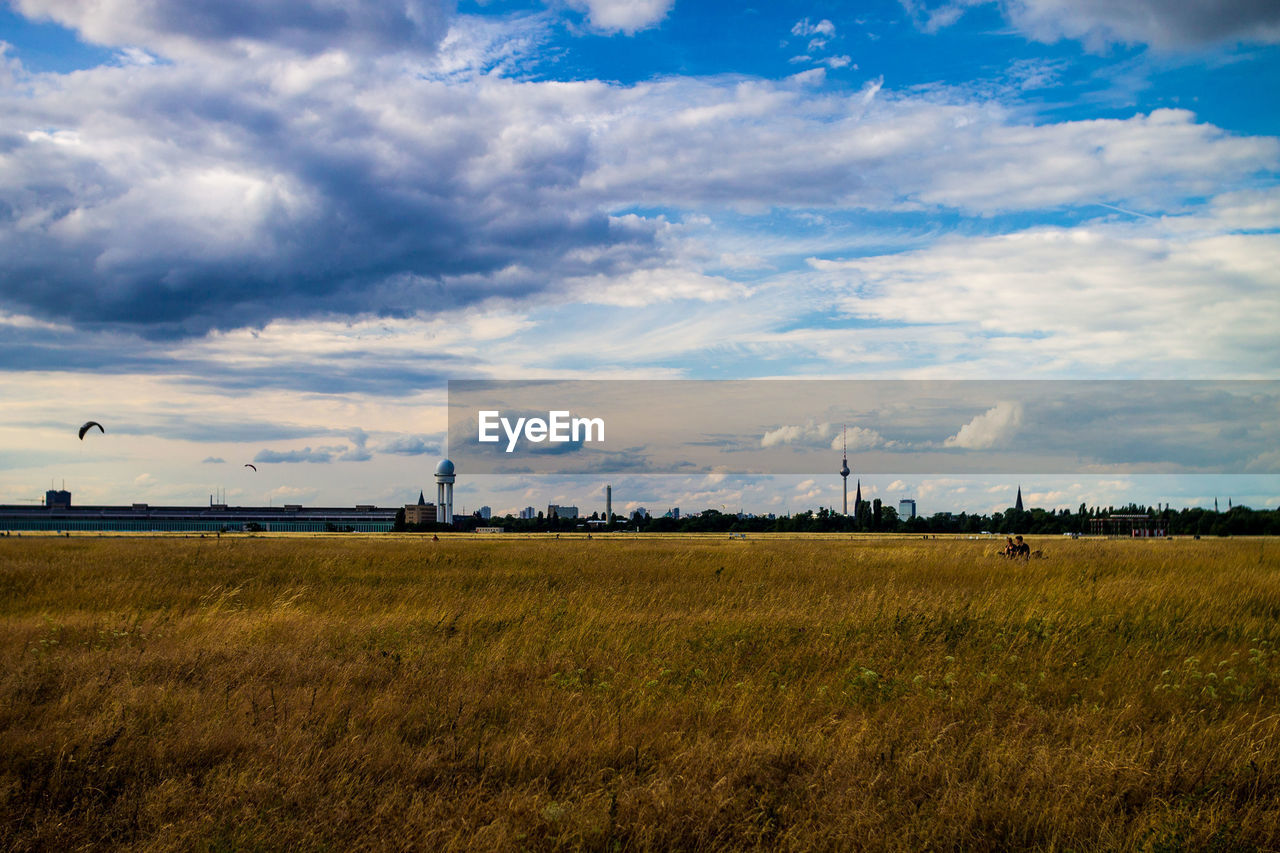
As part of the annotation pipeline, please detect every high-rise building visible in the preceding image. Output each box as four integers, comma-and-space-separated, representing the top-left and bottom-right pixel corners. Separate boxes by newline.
477, 505, 491, 520
606, 484, 612, 524
548, 504, 579, 519
519, 506, 537, 520
899, 499, 917, 519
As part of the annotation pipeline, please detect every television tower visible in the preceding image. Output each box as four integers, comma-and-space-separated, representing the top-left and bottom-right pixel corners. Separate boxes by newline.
840, 425, 851, 515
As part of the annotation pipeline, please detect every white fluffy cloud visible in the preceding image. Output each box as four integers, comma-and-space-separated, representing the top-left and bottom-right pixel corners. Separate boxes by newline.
943, 402, 1023, 449
566, 0, 673, 34
762, 421, 885, 450
762, 420, 836, 448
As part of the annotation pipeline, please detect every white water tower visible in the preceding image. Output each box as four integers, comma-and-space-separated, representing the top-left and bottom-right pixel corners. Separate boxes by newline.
435, 459, 455, 526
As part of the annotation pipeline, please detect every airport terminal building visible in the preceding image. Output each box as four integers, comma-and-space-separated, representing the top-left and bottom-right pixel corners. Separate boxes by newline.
0, 491, 397, 533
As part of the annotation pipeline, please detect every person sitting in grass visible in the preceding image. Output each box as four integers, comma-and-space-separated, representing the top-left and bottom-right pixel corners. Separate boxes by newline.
1002, 536, 1016, 557
1014, 535, 1031, 558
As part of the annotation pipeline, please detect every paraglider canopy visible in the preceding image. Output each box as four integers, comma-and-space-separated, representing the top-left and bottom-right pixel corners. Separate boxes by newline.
244, 463, 258, 472
78, 421, 104, 440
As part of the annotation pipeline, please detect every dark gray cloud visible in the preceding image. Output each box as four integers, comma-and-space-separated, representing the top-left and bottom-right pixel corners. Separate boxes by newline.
0, 325, 468, 395
0, 55, 661, 339
1008, 0, 1280, 48
11, 0, 455, 56
904, 0, 1280, 48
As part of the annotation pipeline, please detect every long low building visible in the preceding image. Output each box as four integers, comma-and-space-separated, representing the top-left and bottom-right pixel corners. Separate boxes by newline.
0, 502, 398, 533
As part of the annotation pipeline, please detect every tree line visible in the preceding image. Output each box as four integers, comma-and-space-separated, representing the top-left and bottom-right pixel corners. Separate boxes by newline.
395, 501, 1280, 536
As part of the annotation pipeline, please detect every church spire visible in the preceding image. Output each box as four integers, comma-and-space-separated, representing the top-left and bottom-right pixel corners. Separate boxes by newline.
1015, 485, 1024, 512
417, 490, 426, 506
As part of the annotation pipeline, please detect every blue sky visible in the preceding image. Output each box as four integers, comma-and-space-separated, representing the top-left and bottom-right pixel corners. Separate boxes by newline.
1, 0, 1278, 515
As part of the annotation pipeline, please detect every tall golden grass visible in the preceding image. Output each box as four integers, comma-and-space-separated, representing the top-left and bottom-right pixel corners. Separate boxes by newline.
2, 536, 1278, 850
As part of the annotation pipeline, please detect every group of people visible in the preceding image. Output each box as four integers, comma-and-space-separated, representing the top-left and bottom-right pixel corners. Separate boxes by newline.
1002, 535, 1031, 558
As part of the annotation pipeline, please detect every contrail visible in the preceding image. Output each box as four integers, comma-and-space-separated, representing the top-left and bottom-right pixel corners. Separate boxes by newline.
1093, 201, 1155, 220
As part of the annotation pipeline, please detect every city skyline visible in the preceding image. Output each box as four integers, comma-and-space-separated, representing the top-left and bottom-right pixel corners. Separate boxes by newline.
1, 0, 1277, 513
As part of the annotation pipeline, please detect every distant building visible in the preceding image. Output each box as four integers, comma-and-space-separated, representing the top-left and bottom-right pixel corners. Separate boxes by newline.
404, 502, 438, 525
404, 504, 438, 525
548, 504, 579, 519
4, 499, 397, 532
519, 506, 537, 520
475, 526, 504, 534
404, 490, 438, 525
477, 505, 492, 521
899, 499, 917, 519
1089, 514, 1167, 538
45, 489, 71, 508
1014, 486, 1024, 512
632, 507, 649, 521
664, 507, 680, 520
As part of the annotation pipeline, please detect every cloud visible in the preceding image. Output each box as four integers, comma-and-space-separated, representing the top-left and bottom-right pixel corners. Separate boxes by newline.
201, 456, 225, 463
0, 54, 664, 337
900, 0, 1280, 48
254, 446, 336, 463
943, 402, 1024, 449
568, 267, 749, 307
791, 18, 836, 38
1005, 0, 1280, 49
759, 421, 887, 451
828, 426, 885, 451
566, 0, 673, 34
9, 0, 455, 58
813, 212, 1280, 375
761, 420, 836, 448
379, 435, 441, 456
586, 92, 1274, 214
1, 36, 1274, 343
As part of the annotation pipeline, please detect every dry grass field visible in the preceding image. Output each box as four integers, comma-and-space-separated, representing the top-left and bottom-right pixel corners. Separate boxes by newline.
2, 535, 1279, 851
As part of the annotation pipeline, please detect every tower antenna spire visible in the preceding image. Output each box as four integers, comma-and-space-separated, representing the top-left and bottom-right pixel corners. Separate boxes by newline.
840, 425, 851, 515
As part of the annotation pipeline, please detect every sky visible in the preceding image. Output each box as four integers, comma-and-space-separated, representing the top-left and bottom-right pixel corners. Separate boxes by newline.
1, 0, 1278, 517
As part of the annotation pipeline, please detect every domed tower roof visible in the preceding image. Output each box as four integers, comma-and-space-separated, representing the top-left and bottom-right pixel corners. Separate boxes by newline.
840, 458, 850, 478
435, 458, 455, 477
